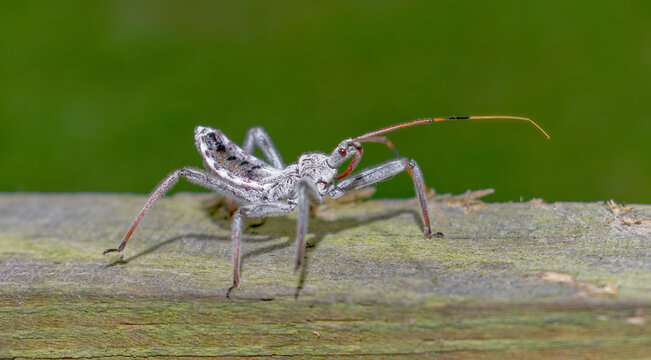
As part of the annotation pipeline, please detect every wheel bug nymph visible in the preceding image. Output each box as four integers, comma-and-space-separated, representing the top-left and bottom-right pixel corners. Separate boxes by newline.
104, 116, 549, 295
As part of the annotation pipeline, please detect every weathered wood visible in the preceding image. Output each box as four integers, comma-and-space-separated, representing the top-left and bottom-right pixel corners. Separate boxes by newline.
0, 192, 649, 358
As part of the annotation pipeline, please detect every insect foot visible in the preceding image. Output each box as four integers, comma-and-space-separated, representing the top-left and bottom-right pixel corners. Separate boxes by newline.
425, 227, 445, 239
103, 246, 122, 255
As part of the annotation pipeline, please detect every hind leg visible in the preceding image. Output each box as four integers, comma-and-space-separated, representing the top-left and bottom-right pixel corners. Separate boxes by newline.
243, 126, 285, 169
103, 167, 265, 255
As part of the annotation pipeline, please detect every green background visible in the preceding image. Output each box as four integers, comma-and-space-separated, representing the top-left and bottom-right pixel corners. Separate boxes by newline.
1, 1, 649, 203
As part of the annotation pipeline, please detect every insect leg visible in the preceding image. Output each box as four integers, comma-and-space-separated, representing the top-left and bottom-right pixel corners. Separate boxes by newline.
224, 201, 296, 297
239, 202, 296, 217
406, 159, 441, 239
232, 199, 308, 270
103, 167, 264, 255
242, 126, 285, 169
329, 159, 404, 197
296, 178, 320, 270
328, 158, 442, 239
226, 208, 243, 298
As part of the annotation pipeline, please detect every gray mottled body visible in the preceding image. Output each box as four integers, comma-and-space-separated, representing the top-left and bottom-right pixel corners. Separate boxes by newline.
103, 116, 548, 296
105, 124, 444, 296
195, 126, 336, 206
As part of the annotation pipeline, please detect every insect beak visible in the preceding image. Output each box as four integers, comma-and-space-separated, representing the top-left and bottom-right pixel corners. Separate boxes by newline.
335, 142, 363, 180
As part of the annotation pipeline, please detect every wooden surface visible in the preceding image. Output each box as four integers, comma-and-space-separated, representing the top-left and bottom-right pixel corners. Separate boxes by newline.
0, 192, 649, 359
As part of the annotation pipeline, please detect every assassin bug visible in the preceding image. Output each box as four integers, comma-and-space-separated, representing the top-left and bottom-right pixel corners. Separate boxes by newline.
104, 116, 549, 295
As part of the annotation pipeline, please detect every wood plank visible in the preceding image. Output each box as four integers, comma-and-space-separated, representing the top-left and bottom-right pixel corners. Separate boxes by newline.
1, 192, 649, 358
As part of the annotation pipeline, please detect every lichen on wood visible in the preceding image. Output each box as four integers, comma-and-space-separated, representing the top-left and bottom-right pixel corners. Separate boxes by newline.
0, 192, 649, 358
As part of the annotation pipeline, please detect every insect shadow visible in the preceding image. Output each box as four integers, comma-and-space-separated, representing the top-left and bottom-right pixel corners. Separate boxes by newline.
107, 201, 426, 298
106, 231, 283, 266
242, 208, 426, 298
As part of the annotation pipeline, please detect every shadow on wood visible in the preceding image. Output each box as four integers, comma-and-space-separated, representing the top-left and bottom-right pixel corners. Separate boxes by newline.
0, 192, 649, 358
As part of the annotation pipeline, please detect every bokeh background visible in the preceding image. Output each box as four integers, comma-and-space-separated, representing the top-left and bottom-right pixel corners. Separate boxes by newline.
1, 1, 649, 203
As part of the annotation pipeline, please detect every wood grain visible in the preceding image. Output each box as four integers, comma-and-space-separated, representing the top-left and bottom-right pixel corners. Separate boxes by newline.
1, 192, 649, 358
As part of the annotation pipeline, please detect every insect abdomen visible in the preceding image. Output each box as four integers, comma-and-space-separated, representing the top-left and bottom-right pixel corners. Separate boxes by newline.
195, 126, 276, 180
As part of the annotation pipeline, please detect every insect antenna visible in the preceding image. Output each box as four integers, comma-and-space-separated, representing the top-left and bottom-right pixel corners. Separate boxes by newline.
354, 116, 550, 141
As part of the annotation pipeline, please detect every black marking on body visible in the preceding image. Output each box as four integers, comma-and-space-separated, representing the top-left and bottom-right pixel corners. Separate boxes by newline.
197, 127, 278, 180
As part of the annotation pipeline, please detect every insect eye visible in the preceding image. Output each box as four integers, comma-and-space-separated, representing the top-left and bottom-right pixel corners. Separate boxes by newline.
338, 148, 347, 157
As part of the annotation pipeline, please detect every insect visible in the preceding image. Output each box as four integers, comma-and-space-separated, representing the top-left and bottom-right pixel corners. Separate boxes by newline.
104, 116, 549, 295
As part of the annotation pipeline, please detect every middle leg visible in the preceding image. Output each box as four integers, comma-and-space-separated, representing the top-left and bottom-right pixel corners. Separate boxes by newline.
227, 201, 296, 297
295, 178, 321, 270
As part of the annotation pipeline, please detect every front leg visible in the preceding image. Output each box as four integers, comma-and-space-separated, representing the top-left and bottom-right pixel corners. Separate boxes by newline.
328, 158, 442, 239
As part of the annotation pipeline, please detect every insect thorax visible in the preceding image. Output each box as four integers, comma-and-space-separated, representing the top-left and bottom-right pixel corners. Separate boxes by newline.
298, 152, 337, 197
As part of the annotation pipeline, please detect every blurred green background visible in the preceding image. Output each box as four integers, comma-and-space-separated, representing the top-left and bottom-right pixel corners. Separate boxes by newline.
1, 1, 649, 203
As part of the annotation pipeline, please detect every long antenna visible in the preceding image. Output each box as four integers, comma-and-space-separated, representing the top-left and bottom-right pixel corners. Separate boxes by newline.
354, 116, 550, 140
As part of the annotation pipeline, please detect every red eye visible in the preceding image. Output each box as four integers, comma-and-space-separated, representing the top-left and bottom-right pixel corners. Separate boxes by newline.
338, 148, 347, 157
